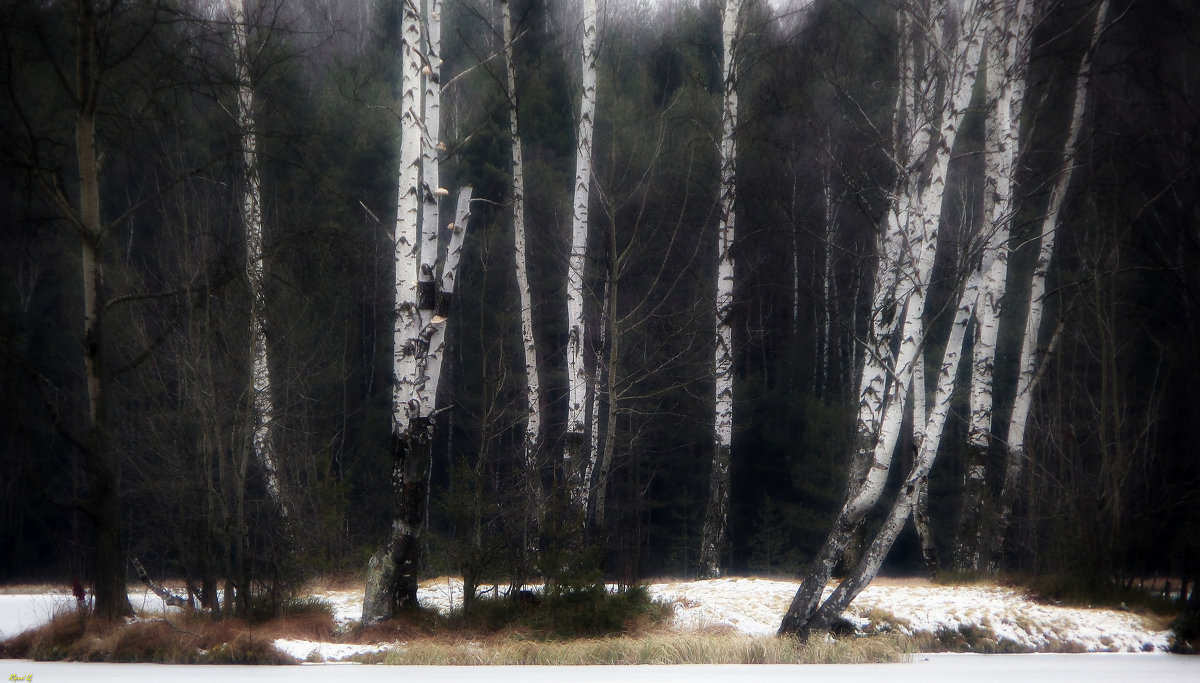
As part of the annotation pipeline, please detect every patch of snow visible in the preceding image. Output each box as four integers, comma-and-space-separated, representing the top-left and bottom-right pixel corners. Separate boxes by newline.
273, 638, 388, 662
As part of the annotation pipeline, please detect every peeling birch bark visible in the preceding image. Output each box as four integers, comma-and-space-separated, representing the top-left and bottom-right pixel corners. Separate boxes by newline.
699, 0, 742, 580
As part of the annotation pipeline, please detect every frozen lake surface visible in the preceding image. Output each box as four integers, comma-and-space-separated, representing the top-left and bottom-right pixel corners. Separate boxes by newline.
3, 654, 1198, 683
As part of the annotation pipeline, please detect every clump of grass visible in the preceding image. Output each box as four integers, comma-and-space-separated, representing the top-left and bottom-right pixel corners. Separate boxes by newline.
853, 606, 912, 634
910, 623, 1030, 654
0, 607, 298, 664
381, 631, 910, 665
0, 608, 87, 660
440, 583, 671, 639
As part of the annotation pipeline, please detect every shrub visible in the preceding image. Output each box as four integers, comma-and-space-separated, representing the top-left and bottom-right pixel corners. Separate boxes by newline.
1170, 602, 1199, 654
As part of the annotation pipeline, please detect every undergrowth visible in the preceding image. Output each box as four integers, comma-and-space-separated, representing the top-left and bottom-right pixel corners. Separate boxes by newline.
380, 632, 911, 665
440, 583, 671, 639
0, 601, 322, 664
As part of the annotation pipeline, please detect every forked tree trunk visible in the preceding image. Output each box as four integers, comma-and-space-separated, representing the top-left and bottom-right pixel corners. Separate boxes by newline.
780, 0, 986, 635
364, 0, 426, 621
565, 0, 599, 517
228, 0, 286, 520
987, 0, 1110, 572
802, 273, 977, 635
699, 0, 743, 580
500, 0, 545, 562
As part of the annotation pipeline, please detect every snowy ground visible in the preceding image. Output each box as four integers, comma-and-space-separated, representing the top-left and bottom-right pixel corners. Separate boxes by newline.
1, 575, 1175, 664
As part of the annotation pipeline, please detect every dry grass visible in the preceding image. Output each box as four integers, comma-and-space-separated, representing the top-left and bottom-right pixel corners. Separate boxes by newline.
380, 631, 911, 665
1, 607, 301, 664
0, 583, 69, 595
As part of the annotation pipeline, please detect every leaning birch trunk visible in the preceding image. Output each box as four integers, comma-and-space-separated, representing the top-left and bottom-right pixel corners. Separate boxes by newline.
988, 0, 1110, 573
565, 0, 598, 517
909, 342, 938, 575
803, 274, 976, 635
364, 0, 425, 621
780, 0, 985, 635
228, 0, 286, 520
500, 0, 545, 563
955, 0, 1033, 571
698, 0, 742, 581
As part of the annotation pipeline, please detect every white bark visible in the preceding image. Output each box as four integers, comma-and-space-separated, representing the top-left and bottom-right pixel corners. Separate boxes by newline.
781, 0, 986, 634
415, 0, 444, 423
849, 0, 984, 524
228, 0, 285, 517
990, 0, 1110, 572
365, 0, 428, 622
958, 0, 1033, 570
565, 0, 599, 512
699, 0, 742, 580
392, 0, 425, 440
501, 0, 545, 552
807, 274, 976, 632
422, 189, 471, 407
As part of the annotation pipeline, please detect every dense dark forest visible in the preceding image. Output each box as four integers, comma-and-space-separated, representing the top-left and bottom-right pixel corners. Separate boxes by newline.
1, 0, 1197, 626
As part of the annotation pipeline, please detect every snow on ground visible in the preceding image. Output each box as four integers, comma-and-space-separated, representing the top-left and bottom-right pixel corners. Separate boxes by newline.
2, 575, 1174, 661
646, 577, 1171, 652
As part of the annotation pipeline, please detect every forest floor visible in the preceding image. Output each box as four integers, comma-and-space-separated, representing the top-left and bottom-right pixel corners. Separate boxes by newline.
1, 574, 1176, 664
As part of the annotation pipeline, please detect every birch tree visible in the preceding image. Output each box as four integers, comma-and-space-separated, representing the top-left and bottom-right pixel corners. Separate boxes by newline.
799, 268, 977, 634
698, 0, 743, 581
565, 0, 599, 516
780, 0, 987, 635
986, 0, 1111, 573
364, 0, 470, 620
955, 0, 1034, 571
227, 0, 287, 522
500, 0, 545, 557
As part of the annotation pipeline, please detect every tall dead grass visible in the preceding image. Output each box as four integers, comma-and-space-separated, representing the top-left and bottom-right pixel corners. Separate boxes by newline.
0, 608, 304, 664
381, 631, 911, 665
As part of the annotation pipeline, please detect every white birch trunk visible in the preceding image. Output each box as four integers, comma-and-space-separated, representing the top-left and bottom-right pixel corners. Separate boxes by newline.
957, 0, 1033, 571
699, 0, 742, 580
364, 0, 426, 622
392, 0, 425, 442
500, 0, 545, 556
805, 274, 976, 633
781, 0, 985, 634
421, 189, 471, 410
989, 0, 1110, 572
910, 334, 937, 573
415, 0, 444, 423
818, 135, 837, 399
565, 0, 599, 514
228, 0, 285, 519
